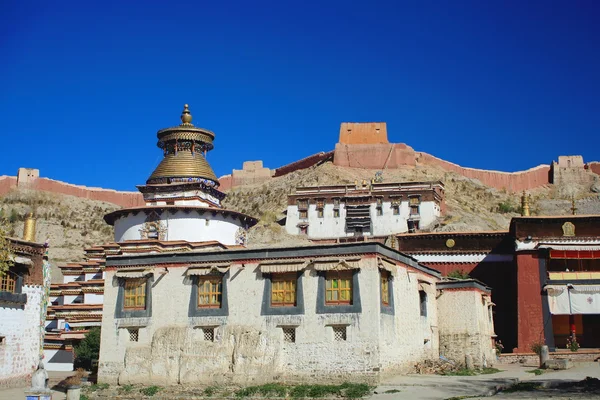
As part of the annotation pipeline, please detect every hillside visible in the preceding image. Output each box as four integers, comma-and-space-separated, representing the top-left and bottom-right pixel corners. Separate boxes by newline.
0, 189, 118, 282
222, 161, 600, 246
1, 161, 599, 276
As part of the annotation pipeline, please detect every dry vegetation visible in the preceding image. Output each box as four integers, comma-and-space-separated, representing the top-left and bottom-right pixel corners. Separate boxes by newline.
0, 189, 118, 282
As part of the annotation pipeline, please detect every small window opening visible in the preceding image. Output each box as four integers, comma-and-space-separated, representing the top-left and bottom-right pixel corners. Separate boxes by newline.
283, 327, 296, 343
128, 328, 139, 342
419, 290, 428, 317
333, 326, 347, 341
203, 327, 215, 342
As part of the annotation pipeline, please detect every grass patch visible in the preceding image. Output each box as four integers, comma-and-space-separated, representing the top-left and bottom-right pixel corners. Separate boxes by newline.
441, 368, 477, 376
383, 389, 401, 394
86, 383, 109, 392
526, 369, 544, 376
235, 383, 373, 398
479, 367, 502, 375
140, 385, 162, 396
119, 384, 134, 393
204, 386, 218, 397
236, 383, 287, 398
503, 382, 542, 393
80, 395, 90, 400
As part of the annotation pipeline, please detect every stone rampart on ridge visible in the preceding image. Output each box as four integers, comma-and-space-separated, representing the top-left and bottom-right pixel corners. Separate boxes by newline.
0, 168, 144, 208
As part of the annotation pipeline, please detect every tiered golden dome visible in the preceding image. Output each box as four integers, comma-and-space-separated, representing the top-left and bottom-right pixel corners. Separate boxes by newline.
147, 105, 219, 185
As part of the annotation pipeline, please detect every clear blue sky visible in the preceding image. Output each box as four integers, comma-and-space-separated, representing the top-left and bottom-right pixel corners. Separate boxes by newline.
1, 1, 598, 191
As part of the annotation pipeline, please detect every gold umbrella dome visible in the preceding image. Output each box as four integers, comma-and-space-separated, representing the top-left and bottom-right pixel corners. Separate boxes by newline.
147, 105, 219, 185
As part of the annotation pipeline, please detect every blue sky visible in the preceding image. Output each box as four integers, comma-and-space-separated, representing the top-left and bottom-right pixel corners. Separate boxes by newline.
1, 1, 598, 191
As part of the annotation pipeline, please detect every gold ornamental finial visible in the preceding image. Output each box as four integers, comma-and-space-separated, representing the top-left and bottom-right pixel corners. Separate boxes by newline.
521, 191, 530, 216
180, 104, 193, 125
23, 212, 36, 242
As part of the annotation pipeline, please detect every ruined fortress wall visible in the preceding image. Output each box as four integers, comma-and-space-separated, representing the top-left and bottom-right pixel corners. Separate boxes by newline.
333, 143, 416, 169
0, 176, 18, 197
31, 178, 144, 208
588, 162, 600, 176
418, 153, 551, 192
218, 174, 233, 191
339, 122, 388, 144
273, 151, 334, 177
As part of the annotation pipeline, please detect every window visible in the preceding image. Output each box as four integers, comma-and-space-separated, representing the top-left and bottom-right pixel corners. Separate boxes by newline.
299, 210, 308, 219
0, 273, 16, 293
128, 328, 139, 342
333, 326, 347, 341
124, 279, 147, 309
419, 290, 427, 317
381, 271, 390, 305
203, 327, 215, 342
410, 197, 420, 215
197, 276, 223, 308
297, 199, 308, 210
325, 271, 353, 305
333, 198, 340, 208
392, 204, 400, 215
377, 207, 383, 216
414, 221, 420, 230
282, 327, 296, 343
317, 208, 324, 218
166, 200, 175, 206
299, 225, 308, 235
271, 273, 296, 307
333, 209, 340, 218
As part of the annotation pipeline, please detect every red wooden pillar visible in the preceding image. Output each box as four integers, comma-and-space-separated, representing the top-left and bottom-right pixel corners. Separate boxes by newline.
515, 252, 545, 353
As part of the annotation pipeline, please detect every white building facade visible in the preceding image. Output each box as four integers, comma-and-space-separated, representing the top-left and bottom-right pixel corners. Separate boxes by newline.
285, 181, 445, 240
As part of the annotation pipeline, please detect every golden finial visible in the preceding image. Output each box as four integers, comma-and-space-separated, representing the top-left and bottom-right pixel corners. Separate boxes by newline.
521, 191, 530, 216
23, 212, 37, 242
180, 104, 193, 125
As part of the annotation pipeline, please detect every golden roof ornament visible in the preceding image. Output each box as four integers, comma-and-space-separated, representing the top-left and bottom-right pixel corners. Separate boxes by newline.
521, 191, 530, 216
180, 104, 193, 126
147, 104, 219, 186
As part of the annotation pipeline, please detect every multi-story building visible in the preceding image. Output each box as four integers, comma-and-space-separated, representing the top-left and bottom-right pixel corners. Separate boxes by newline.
96, 105, 495, 386
44, 247, 106, 371
285, 181, 445, 240
0, 215, 50, 388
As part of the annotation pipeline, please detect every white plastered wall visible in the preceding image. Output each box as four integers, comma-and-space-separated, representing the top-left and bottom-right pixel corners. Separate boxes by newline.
98, 259, 440, 385
114, 209, 246, 245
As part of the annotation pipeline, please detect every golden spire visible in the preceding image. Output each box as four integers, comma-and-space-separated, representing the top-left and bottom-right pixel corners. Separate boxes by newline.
180, 104, 193, 125
521, 191, 530, 216
23, 212, 36, 242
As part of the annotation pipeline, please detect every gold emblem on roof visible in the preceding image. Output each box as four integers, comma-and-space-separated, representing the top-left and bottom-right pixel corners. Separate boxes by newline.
446, 238, 456, 248
562, 222, 575, 237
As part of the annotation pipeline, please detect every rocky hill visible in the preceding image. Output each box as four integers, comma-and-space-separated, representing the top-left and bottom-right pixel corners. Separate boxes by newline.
2, 161, 599, 278
0, 189, 118, 282
222, 161, 600, 247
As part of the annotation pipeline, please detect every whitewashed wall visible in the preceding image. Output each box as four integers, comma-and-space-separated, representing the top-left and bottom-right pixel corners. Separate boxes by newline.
99, 260, 439, 385
114, 210, 246, 245
42, 349, 73, 372
0, 286, 43, 383
285, 200, 441, 239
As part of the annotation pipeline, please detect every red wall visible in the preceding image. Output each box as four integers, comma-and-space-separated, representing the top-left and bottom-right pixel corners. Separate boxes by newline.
31, 178, 144, 208
589, 162, 600, 176
0, 176, 17, 197
515, 252, 545, 353
418, 153, 551, 192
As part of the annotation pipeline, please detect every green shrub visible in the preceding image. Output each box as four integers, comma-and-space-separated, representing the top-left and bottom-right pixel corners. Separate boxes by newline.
141, 386, 161, 396
447, 269, 470, 279
74, 327, 100, 370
